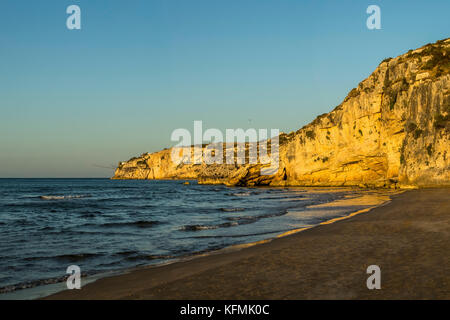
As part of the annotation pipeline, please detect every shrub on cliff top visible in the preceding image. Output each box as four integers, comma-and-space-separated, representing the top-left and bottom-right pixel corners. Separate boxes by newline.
310, 113, 328, 126
305, 130, 316, 140
417, 45, 450, 76
344, 88, 359, 102
279, 132, 295, 145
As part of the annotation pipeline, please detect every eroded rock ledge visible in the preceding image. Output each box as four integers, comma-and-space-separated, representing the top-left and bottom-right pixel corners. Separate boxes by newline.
113, 39, 450, 188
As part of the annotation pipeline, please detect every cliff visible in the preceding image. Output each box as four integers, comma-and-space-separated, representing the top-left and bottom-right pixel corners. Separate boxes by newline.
113, 38, 450, 188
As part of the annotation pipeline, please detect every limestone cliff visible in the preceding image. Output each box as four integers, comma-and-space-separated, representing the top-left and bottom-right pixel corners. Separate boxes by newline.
113, 39, 450, 188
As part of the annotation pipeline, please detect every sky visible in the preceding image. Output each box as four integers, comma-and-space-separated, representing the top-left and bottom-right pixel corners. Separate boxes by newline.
0, 0, 449, 177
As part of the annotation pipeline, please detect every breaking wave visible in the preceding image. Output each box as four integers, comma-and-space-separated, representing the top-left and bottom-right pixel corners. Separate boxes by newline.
231, 192, 251, 197
180, 225, 218, 231
220, 207, 245, 212
101, 220, 160, 228
39, 195, 90, 200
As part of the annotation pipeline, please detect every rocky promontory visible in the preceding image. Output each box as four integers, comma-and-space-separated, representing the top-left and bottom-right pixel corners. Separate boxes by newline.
113, 39, 450, 188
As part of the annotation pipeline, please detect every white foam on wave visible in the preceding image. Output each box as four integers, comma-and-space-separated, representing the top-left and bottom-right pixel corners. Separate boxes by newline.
180, 225, 218, 231
220, 207, 245, 212
232, 192, 251, 197
39, 195, 89, 200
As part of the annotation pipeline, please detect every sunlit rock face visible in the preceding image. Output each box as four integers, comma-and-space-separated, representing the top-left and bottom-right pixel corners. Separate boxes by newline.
113, 39, 450, 188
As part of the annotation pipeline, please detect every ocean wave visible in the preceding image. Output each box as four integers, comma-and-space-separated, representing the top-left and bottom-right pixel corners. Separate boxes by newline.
181, 211, 290, 232
224, 210, 288, 225
113, 250, 139, 256
226, 216, 255, 222
23, 253, 100, 262
124, 254, 173, 261
218, 221, 239, 228
259, 195, 305, 200
180, 225, 218, 231
0, 271, 92, 294
101, 220, 160, 228
11, 219, 35, 226
39, 195, 90, 200
79, 211, 102, 218
231, 192, 251, 196
54, 253, 100, 262
186, 229, 293, 239
0, 276, 69, 294
180, 221, 240, 232
220, 207, 245, 212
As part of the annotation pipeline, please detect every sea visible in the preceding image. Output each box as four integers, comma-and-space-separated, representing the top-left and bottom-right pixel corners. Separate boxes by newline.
0, 178, 392, 299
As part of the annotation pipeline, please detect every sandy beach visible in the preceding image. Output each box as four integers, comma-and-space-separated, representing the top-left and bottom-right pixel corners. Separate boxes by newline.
45, 188, 450, 300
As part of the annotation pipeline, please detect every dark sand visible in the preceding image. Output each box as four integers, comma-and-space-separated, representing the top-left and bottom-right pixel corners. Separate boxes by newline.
45, 189, 450, 300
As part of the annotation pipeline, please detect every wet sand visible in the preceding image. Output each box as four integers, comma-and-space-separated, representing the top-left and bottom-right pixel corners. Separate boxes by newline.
45, 189, 450, 300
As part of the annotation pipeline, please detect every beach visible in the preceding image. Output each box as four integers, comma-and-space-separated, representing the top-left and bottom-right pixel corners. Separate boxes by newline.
44, 188, 450, 300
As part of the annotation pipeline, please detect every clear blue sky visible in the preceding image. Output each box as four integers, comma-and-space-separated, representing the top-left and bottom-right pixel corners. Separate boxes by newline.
0, 0, 448, 177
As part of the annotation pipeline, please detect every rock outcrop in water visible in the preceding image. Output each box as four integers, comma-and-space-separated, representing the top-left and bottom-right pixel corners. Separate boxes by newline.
113, 39, 450, 188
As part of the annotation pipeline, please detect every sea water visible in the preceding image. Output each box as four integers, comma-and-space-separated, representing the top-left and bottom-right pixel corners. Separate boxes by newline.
0, 178, 391, 298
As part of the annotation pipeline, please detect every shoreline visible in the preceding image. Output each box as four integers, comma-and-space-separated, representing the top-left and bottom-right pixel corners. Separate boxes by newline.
43, 188, 450, 300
